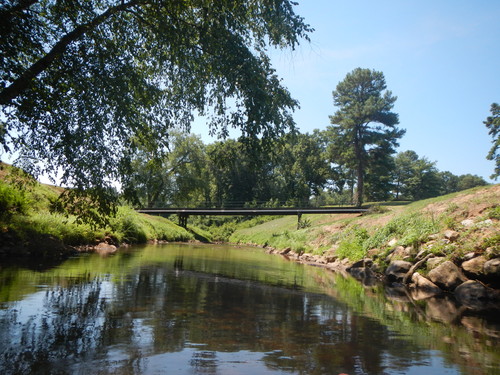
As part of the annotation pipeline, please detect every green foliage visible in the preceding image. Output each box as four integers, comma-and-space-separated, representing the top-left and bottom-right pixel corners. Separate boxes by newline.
230, 216, 312, 253
123, 132, 209, 208
209, 222, 238, 243
327, 67, 404, 206
393, 150, 441, 200
482, 233, 500, 252
1, 1, 311, 225
363, 212, 440, 251
484, 102, 500, 179
335, 226, 369, 261
0, 180, 30, 221
485, 206, 500, 220
110, 207, 193, 244
17, 213, 103, 246
297, 218, 312, 229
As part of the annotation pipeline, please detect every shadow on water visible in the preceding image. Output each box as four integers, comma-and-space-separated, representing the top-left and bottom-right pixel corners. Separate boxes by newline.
0, 243, 498, 375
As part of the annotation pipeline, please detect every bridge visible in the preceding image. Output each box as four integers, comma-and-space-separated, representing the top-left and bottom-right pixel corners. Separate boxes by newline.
137, 207, 368, 228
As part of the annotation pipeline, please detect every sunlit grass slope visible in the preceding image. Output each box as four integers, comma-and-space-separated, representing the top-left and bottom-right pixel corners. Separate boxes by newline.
230, 185, 500, 262
0, 163, 194, 252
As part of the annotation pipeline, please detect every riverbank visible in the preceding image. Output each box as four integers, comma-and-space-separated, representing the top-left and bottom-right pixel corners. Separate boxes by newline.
0, 162, 210, 258
2, 162, 499, 308
230, 185, 500, 310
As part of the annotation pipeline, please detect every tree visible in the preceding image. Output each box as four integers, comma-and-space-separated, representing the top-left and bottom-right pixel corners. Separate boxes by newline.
272, 131, 330, 205
393, 150, 441, 200
122, 131, 208, 208
327, 68, 404, 206
456, 174, 488, 191
484, 103, 500, 179
438, 171, 460, 195
0, 0, 311, 224
363, 139, 396, 202
206, 139, 268, 207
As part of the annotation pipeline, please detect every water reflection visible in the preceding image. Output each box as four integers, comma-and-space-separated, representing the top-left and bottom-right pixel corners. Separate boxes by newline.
0, 244, 499, 374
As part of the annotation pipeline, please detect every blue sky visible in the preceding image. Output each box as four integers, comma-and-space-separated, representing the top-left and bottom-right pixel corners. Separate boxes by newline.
195, 0, 500, 182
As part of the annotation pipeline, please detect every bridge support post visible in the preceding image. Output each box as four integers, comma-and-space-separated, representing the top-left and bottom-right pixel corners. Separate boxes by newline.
178, 214, 188, 228
297, 212, 302, 230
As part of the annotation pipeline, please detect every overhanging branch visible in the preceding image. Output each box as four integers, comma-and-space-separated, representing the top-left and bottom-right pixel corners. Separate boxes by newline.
0, 0, 140, 106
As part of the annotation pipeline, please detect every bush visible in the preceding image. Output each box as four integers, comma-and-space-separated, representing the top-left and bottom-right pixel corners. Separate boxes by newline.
0, 180, 31, 221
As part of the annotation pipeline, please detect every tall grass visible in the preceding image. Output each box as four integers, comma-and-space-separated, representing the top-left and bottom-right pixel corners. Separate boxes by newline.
110, 207, 194, 243
1, 169, 194, 247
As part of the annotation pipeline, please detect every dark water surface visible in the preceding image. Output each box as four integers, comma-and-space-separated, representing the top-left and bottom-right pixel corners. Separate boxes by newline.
0, 243, 499, 374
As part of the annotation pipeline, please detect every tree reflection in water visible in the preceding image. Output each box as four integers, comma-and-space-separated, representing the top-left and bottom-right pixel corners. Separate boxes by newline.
0, 244, 498, 375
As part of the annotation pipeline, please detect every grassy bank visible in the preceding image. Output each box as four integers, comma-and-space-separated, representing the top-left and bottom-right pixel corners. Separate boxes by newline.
0, 163, 197, 257
230, 185, 500, 270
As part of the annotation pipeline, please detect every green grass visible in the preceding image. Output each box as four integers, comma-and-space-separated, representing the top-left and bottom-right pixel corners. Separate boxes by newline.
110, 206, 193, 243
230, 185, 499, 263
1, 165, 195, 249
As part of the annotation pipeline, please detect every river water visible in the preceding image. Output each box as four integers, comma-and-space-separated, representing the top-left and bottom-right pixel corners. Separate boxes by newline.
0, 243, 498, 375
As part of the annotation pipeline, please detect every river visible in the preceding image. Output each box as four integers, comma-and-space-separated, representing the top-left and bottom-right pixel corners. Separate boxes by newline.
0, 243, 498, 374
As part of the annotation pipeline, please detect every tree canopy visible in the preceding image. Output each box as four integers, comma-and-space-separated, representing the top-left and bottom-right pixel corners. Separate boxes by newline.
327, 68, 405, 206
484, 103, 500, 179
0, 0, 312, 224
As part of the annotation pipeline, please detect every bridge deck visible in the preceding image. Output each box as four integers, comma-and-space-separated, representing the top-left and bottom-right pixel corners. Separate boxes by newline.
137, 207, 368, 228
137, 207, 367, 215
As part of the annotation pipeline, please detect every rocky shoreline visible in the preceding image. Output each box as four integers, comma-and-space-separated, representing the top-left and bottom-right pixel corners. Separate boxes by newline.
264, 226, 500, 313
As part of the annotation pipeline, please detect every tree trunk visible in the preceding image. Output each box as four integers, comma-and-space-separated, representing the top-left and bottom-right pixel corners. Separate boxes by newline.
354, 134, 364, 207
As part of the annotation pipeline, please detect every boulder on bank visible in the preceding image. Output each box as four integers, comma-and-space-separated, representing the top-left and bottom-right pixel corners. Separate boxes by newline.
409, 272, 441, 300
95, 242, 117, 256
461, 256, 487, 278
427, 261, 468, 291
484, 258, 500, 279
454, 280, 500, 310
427, 256, 446, 269
385, 260, 412, 282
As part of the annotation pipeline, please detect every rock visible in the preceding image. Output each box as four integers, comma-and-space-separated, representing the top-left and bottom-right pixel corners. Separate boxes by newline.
95, 242, 117, 256
95, 242, 116, 250
300, 253, 313, 261
454, 281, 492, 310
316, 256, 328, 264
477, 219, 494, 227
409, 272, 441, 300
461, 219, 475, 227
348, 258, 373, 269
484, 258, 500, 278
387, 238, 398, 247
427, 261, 468, 291
349, 259, 366, 269
280, 247, 291, 255
462, 252, 477, 261
389, 246, 413, 260
443, 230, 460, 241
461, 256, 487, 278
485, 247, 500, 258
427, 256, 446, 269
385, 260, 412, 282
411, 272, 441, 292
